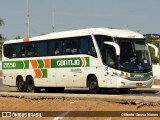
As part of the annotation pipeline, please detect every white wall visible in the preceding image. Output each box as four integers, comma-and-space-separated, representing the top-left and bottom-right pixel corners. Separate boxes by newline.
153, 64, 160, 79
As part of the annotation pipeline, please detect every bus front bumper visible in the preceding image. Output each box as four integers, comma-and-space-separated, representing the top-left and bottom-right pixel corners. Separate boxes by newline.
116, 77, 153, 88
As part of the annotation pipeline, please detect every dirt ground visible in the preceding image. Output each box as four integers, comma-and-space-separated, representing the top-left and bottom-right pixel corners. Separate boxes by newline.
154, 79, 160, 85
0, 96, 160, 120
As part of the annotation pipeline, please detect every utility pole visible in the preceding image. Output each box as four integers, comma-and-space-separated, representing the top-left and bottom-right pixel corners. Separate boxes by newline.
52, 0, 55, 32
27, 0, 30, 37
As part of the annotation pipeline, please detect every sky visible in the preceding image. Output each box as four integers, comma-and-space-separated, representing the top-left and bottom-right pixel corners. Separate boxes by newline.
0, 0, 160, 40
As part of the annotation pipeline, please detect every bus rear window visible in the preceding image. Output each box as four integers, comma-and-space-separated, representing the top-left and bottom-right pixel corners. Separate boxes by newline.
4, 44, 16, 58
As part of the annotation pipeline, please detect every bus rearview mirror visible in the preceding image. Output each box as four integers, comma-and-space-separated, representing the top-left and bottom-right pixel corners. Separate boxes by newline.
104, 42, 120, 56
148, 43, 159, 58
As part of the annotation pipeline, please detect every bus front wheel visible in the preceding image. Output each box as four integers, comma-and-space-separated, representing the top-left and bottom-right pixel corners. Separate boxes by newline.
88, 76, 101, 94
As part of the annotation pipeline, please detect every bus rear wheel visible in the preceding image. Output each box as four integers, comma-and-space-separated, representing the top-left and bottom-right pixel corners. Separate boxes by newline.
17, 77, 27, 92
88, 76, 101, 94
26, 77, 36, 93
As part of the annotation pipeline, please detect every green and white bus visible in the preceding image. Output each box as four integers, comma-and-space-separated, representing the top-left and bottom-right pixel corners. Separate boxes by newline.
2, 28, 158, 93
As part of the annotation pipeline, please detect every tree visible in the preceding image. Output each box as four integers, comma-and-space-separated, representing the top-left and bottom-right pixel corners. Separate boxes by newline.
144, 35, 160, 64
0, 18, 4, 27
0, 18, 4, 39
15, 36, 21, 39
0, 18, 5, 59
0, 18, 5, 40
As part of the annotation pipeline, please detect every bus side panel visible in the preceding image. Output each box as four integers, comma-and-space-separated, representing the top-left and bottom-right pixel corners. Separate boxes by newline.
104, 67, 118, 88
83, 66, 102, 87
68, 67, 84, 87
25, 67, 57, 87
3, 70, 13, 86
83, 56, 103, 88
56, 68, 68, 87
3, 69, 23, 86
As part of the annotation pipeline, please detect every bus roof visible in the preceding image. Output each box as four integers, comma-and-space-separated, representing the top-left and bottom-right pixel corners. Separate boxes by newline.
4, 28, 144, 44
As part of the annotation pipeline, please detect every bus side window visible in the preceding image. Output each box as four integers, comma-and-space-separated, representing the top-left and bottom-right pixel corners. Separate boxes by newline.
95, 35, 113, 53
37, 42, 47, 56
80, 36, 97, 57
89, 39, 96, 56
11, 45, 16, 58
63, 39, 71, 55
8, 44, 17, 58
71, 39, 78, 54
66, 41, 71, 54
63, 38, 79, 55
26, 43, 33, 57
15, 44, 22, 58
20, 45, 26, 57
55, 41, 61, 55
31, 43, 39, 57
4, 44, 14, 58
48, 40, 55, 56
80, 37, 89, 54
105, 44, 116, 68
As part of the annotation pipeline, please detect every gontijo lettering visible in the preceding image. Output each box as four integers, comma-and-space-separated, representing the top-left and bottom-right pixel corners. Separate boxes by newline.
57, 59, 80, 66
51, 57, 90, 68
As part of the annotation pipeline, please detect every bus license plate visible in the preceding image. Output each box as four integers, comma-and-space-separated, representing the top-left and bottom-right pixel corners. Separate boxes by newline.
136, 83, 142, 87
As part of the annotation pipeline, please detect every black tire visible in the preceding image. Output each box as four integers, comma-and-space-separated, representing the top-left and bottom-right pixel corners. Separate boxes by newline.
117, 88, 130, 94
26, 77, 36, 93
88, 76, 101, 94
16, 77, 27, 92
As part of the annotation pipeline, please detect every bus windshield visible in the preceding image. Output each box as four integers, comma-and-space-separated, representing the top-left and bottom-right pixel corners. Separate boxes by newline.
116, 38, 151, 72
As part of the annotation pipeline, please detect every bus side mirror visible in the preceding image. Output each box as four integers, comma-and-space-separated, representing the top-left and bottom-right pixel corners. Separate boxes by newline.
148, 43, 159, 58
104, 42, 120, 56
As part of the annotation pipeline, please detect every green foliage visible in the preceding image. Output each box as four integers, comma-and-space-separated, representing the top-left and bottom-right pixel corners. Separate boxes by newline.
0, 18, 5, 59
15, 36, 21, 39
152, 56, 159, 64
0, 18, 4, 27
61, 96, 66, 101
145, 35, 160, 64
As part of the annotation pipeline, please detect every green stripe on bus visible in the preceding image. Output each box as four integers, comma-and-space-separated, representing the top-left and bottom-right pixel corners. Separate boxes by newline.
2, 57, 90, 69
24, 60, 29, 69
51, 57, 90, 68
37, 59, 44, 68
2, 60, 29, 69
130, 72, 152, 78
84, 57, 90, 67
41, 69, 47, 78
